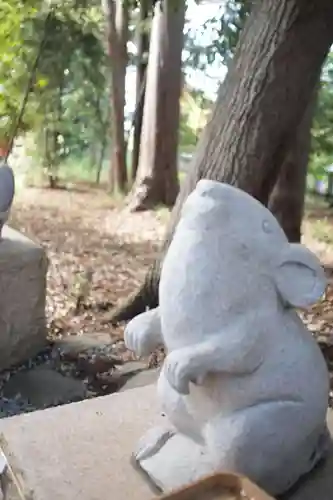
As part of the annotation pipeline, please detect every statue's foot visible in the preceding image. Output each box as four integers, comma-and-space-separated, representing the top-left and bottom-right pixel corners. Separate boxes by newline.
133, 430, 213, 493
135, 425, 175, 462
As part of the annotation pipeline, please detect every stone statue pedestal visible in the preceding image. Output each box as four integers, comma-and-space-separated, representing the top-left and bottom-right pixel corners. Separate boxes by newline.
0, 226, 48, 370
0, 164, 48, 369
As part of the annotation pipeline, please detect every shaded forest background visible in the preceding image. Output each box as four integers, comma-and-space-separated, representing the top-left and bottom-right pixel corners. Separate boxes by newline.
1, 0, 333, 202
2, 0, 333, 325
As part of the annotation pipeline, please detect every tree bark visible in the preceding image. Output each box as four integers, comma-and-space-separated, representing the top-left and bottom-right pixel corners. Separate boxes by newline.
127, 0, 184, 211
268, 85, 319, 243
131, 0, 151, 181
111, 0, 333, 323
103, 0, 129, 193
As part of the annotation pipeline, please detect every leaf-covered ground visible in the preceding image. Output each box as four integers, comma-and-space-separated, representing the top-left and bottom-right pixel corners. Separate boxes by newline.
9, 185, 168, 346
8, 186, 333, 378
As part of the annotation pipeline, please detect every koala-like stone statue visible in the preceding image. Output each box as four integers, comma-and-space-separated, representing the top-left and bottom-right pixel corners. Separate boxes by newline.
0, 165, 14, 238
125, 180, 330, 496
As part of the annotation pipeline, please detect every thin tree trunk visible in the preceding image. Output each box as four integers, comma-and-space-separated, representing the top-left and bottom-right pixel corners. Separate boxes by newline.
111, 0, 333, 323
268, 85, 319, 243
47, 75, 64, 190
90, 144, 97, 170
127, 0, 184, 211
131, 0, 151, 181
96, 137, 107, 185
103, 0, 129, 193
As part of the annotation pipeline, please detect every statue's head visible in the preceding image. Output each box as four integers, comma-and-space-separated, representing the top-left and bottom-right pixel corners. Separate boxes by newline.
179, 180, 326, 309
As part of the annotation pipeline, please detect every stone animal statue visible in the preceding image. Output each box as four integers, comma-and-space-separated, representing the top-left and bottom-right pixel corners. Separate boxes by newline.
125, 180, 330, 496
0, 165, 15, 237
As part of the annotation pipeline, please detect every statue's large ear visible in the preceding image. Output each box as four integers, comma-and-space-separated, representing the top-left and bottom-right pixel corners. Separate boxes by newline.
274, 243, 326, 308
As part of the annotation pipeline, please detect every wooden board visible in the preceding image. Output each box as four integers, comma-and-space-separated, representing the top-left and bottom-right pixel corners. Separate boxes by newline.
159, 473, 276, 500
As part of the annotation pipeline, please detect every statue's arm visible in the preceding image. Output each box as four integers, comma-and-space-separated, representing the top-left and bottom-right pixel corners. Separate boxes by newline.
164, 328, 264, 395
124, 306, 164, 357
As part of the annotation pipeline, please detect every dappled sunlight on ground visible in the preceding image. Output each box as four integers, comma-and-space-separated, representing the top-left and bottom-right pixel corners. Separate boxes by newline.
303, 202, 333, 267
9, 186, 170, 341
3, 185, 333, 412
8, 187, 333, 360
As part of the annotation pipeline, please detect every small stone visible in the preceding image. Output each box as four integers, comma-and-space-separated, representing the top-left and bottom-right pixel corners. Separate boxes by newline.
52, 333, 116, 362
116, 361, 148, 375
76, 355, 122, 376
2, 366, 86, 409
119, 368, 160, 392
0, 397, 33, 418
87, 362, 153, 394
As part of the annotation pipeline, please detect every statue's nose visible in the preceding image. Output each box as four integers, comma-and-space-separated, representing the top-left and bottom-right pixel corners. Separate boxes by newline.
196, 179, 221, 196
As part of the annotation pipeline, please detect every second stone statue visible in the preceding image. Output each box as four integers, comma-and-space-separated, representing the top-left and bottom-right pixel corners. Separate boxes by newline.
125, 180, 330, 496
0, 164, 15, 237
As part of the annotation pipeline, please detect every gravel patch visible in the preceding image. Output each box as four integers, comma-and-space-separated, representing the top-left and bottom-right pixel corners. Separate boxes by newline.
0, 336, 155, 417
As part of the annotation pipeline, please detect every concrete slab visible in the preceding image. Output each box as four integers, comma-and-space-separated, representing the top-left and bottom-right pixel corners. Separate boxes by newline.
0, 385, 162, 500
0, 385, 332, 500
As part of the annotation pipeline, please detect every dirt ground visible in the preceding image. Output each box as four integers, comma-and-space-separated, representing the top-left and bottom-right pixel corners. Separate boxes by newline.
9, 185, 167, 344
8, 186, 333, 375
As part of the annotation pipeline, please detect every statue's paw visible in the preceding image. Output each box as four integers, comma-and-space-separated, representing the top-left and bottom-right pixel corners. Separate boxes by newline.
164, 350, 200, 395
124, 321, 141, 355
135, 425, 175, 462
124, 319, 152, 357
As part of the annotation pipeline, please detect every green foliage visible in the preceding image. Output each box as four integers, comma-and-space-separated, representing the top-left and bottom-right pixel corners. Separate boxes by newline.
183, 0, 333, 183
4, 0, 333, 188
179, 119, 198, 150
309, 53, 333, 177
33, 7, 108, 164
179, 0, 253, 153
0, 0, 43, 139
179, 86, 213, 151
184, 0, 252, 70
0, 0, 109, 184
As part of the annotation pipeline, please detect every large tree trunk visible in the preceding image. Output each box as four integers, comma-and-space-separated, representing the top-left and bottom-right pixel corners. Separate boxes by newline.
131, 0, 151, 181
127, 0, 184, 211
268, 85, 319, 243
103, 0, 128, 193
111, 0, 333, 323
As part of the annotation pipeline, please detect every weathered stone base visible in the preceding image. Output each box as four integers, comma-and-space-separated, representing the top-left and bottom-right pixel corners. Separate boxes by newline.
0, 385, 332, 500
0, 226, 48, 370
